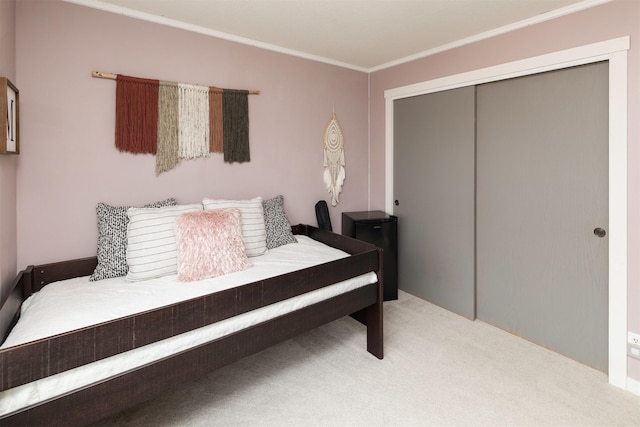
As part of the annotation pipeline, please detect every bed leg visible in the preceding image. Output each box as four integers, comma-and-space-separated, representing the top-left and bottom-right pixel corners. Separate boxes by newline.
366, 250, 384, 359
365, 297, 383, 359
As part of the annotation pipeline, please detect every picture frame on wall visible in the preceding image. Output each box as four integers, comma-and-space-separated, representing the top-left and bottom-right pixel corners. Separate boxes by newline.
1, 77, 19, 154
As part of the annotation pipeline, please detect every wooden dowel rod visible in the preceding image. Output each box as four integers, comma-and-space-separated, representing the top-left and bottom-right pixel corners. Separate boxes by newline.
91, 71, 260, 94
92, 71, 117, 80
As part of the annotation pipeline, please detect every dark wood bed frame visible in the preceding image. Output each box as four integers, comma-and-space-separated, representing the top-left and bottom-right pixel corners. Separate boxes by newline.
0, 224, 383, 426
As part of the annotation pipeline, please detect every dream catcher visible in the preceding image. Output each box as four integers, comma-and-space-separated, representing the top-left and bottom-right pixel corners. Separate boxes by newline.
323, 109, 345, 206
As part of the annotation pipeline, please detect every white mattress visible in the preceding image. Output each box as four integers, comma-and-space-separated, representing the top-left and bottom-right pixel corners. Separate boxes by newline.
0, 236, 377, 416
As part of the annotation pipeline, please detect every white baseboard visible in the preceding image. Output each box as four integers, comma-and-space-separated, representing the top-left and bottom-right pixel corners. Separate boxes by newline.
627, 377, 640, 396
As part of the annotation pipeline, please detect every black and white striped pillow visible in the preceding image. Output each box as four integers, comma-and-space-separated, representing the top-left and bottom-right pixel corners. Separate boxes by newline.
89, 198, 177, 282
126, 203, 203, 281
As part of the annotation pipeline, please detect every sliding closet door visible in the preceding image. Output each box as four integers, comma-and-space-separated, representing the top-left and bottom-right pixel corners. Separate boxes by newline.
394, 87, 475, 319
476, 62, 609, 372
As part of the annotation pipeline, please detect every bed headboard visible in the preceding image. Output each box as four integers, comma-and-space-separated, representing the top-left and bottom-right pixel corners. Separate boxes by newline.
0, 257, 98, 345
30, 257, 98, 294
0, 267, 29, 344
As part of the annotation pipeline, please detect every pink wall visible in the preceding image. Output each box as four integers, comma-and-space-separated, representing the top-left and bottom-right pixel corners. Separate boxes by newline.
0, 0, 17, 304
15, 0, 369, 268
369, 0, 640, 380
10, 0, 640, 383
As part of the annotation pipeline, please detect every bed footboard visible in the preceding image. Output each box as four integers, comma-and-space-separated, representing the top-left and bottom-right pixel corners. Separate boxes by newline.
294, 225, 384, 359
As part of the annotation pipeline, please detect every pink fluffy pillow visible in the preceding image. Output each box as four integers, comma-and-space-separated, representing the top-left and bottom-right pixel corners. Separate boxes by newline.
175, 209, 251, 282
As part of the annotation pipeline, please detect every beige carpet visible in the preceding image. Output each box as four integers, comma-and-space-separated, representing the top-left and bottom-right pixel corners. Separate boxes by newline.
93, 291, 640, 426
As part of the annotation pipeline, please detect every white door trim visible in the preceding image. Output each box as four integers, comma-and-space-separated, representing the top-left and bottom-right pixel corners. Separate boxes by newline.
384, 36, 629, 390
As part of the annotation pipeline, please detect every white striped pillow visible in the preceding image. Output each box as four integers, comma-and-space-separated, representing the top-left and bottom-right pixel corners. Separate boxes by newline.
126, 203, 203, 281
202, 197, 267, 257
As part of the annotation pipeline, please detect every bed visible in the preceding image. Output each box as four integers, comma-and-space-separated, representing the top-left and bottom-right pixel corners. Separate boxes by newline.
0, 224, 383, 426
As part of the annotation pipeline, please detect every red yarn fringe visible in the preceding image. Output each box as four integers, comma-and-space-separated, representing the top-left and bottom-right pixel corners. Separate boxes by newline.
209, 87, 223, 153
115, 75, 159, 154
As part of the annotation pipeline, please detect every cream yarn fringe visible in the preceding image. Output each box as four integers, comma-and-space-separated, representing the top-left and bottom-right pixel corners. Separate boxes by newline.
178, 83, 210, 160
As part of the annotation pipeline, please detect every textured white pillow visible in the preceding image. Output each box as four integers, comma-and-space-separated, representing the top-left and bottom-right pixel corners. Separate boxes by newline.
202, 197, 267, 257
126, 203, 203, 281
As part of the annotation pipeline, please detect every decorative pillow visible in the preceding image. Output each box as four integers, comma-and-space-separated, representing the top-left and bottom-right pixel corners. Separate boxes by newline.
175, 209, 252, 282
263, 195, 297, 249
202, 197, 267, 257
89, 198, 177, 281
125, 203, 203, 282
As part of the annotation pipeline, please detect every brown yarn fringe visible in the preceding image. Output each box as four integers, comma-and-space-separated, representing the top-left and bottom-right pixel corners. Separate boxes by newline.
209, 87, 223, 153
115, 75, 159, 154
156, 81, 180, 175
223, 89, 250, 163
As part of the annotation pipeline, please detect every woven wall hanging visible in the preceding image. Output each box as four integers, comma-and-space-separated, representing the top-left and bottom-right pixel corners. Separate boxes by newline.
323, 110, 345, 206
93, 71, 258, 174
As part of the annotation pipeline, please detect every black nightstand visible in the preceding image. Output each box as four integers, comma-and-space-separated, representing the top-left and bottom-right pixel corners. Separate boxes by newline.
342, 211, 398, 301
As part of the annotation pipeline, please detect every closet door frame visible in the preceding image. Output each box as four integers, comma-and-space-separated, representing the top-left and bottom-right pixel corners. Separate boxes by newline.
384, 37, 629, 390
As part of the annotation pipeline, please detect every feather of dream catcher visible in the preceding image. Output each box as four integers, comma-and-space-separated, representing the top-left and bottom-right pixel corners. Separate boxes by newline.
323, 108, 345, 206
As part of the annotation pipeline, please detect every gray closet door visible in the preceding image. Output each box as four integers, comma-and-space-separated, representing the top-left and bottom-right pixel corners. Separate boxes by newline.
476, 62, 609, 372
393, 87, 475, 319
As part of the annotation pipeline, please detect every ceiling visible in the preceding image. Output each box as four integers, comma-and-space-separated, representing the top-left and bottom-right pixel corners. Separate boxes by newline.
75, 0, 604, 71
